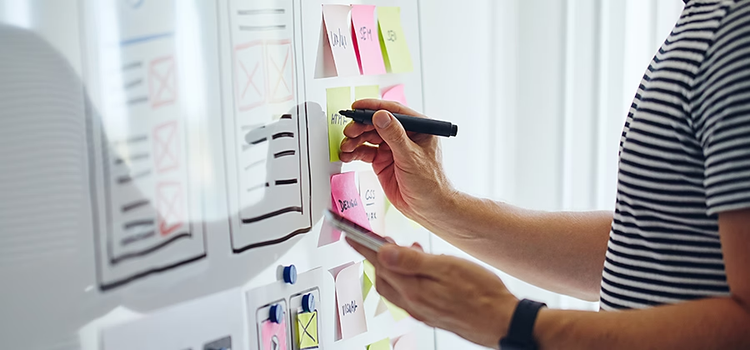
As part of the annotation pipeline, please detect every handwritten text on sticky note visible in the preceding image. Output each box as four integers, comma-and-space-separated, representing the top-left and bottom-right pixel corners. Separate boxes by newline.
331, 172, 371, 229
327, 87, 352, 162
323, 5, 360, 76
377, 7, 413, 73
335, 262, 367, 339
352, 5, 386, 75
358, 170, 386, 233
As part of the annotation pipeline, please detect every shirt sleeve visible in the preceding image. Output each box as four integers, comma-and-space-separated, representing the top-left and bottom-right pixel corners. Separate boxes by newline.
693, 2, 750, 216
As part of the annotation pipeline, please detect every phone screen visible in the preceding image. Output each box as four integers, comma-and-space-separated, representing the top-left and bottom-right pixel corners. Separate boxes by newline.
323, 209, 387, 251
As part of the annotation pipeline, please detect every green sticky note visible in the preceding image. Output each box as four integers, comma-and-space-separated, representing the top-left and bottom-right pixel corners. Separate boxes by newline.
355, 85, 381, 101
367, 337, 392, 350
385, 299, 409, 321
363, 272, 373, 299
327, 86, 352, 162
377, 7, 413, 73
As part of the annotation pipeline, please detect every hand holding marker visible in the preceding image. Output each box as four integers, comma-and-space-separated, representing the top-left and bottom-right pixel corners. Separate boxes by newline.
339, 109, 458, 137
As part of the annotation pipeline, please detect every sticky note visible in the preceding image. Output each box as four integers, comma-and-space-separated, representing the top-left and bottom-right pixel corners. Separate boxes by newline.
355, 85, 381, 101
393, 333, 417, 350
327, 87, 352, 162
382, 84, 408, 106
378, 7, 413, 73
261, 319, 288, 350
323, 5, 360, 76
368, 338, 392, 350
297, 311, 319, 349
336, 262, 368, 339
358, 171, 386, 233
352, 5, 386, 75
331, 172, 371, 230
375, 298, 389, 316
362, 259, 376, 299
385, 299, 409, 321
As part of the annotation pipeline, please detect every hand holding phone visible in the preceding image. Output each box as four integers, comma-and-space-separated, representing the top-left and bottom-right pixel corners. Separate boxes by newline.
323, 209, 388, 252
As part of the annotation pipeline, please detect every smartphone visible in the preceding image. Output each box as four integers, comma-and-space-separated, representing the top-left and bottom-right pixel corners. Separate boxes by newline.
323, 209, 388, 252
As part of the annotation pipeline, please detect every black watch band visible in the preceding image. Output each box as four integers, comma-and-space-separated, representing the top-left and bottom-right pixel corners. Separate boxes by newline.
499, 299, 546, 350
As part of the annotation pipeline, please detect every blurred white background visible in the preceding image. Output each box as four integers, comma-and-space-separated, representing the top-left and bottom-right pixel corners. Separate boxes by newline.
0, 0, 686, 349
419, 0, 683, 348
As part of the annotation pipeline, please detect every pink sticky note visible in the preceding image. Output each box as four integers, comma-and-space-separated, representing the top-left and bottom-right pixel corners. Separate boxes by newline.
331, 172, 371, 230
382, 84, 408, 106
322, 5, 360, 77
336, 262, 367, 339
261, 319, 288, 350
358, 171, 386, 233
351, 5, 386, 75
393, 333, 417, 350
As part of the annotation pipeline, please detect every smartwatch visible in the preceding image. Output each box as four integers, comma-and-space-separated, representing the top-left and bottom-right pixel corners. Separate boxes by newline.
499, 299, 546, 350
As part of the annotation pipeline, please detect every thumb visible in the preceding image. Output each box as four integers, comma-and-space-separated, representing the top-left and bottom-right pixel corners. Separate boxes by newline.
372, 110, 412, 153
378, 244, 432, 276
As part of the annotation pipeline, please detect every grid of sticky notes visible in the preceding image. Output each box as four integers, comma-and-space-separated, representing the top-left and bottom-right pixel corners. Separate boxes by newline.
322, 4, 413, 76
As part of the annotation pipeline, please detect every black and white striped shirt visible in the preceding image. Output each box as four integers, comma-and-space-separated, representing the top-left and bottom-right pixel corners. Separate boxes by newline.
600, 0, 750, 310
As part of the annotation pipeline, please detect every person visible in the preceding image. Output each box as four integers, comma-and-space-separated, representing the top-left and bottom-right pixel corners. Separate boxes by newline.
340, 1, 750, 348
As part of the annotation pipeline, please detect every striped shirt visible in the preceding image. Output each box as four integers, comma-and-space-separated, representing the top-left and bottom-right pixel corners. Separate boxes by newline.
600, 0, 750, 310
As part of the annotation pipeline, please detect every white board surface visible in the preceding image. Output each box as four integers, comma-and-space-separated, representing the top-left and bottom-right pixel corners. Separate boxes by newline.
0, 0, 435, 349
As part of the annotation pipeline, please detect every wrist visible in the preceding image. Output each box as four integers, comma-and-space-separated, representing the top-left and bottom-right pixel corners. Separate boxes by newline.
499, 299, 547, 350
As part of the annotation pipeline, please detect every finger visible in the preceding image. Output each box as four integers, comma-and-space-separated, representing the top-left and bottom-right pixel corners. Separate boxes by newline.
384, 236, 396, 244
340, 131, 383, 152
411, 242, 424, 252
374, 275, 409, 311
339, 145, 378, 163
378, 244, 442, 277
352, 99, 424, 118
343, 120, 375, 139
345, 237, 379, 263
371, 110, 413, 156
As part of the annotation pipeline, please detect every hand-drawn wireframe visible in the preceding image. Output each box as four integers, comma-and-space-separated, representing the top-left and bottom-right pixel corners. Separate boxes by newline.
224, 0, 312, 253
83, 0, 206, 290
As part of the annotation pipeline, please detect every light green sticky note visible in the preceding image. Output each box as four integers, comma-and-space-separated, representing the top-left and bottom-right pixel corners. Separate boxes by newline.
363, 272, 373, 299
363, 260, 377, 283
327, 86, 352, 162
355, 85, 381, 101
377, 7, 413, 73
385, 299, 409, 321
367, 337, 392, 350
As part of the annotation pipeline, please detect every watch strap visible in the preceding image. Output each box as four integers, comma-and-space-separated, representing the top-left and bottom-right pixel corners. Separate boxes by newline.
499, 299, 546, 350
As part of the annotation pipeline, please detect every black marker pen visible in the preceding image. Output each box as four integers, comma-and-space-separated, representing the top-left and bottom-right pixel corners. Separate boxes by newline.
338, 109, 458, 137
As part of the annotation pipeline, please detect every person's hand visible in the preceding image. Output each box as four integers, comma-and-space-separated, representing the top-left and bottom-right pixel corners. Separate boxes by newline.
347, 238, 518, 349
339, 99, 455, 222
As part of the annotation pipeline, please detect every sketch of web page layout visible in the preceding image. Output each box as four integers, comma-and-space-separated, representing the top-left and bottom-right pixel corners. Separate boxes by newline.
223, 0, 311, 253
83, 0, 206, 290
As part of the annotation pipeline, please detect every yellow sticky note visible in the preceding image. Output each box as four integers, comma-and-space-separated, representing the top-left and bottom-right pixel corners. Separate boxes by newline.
327, 86, 352, 162
297, 311, 319, 349
385, 299, 409, 321
355, 85, 381, 101
377, 7, 413, 73
364, 260, 377, 284
368, 338, 392, 350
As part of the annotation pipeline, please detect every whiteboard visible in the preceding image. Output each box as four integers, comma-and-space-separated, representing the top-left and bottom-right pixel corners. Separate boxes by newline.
0, 0, 434, 349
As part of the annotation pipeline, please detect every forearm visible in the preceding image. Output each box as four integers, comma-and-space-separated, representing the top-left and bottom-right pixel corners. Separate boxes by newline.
416, 191, 611, 300
535, 296, 750, 349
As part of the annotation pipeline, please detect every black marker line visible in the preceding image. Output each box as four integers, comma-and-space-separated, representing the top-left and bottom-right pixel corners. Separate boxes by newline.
114, 152, 149, 165
124, 78, 143, 89
239, 25, 286, 32
123, 219, 155, 229
110, 232, 192, 264
232, 227, 310, 253
241, 206, 302, 224
365, 203, 375, 206
121, 199, 150, 212
250, 137, 267, 145
244, 159, 265, 171
122, 61, 143, 71
100, 253, 206, 291
113, 135, 148, 145
117, 169, 151, 184
275, 178, 298, 186
274, 150, 295, 158
127, 96, 148, 105
120, 230, 155, 246
272, 132, 294, 139
280, 114, 292, 119
237, 9, 285, 15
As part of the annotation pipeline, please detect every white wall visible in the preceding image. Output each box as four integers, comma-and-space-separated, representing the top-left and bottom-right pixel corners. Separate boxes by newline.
419, 0, 683, 348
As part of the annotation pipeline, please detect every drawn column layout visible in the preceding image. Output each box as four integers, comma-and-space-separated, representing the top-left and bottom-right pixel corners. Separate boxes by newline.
223, 0, 312, 252
84, 0, 206, 290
